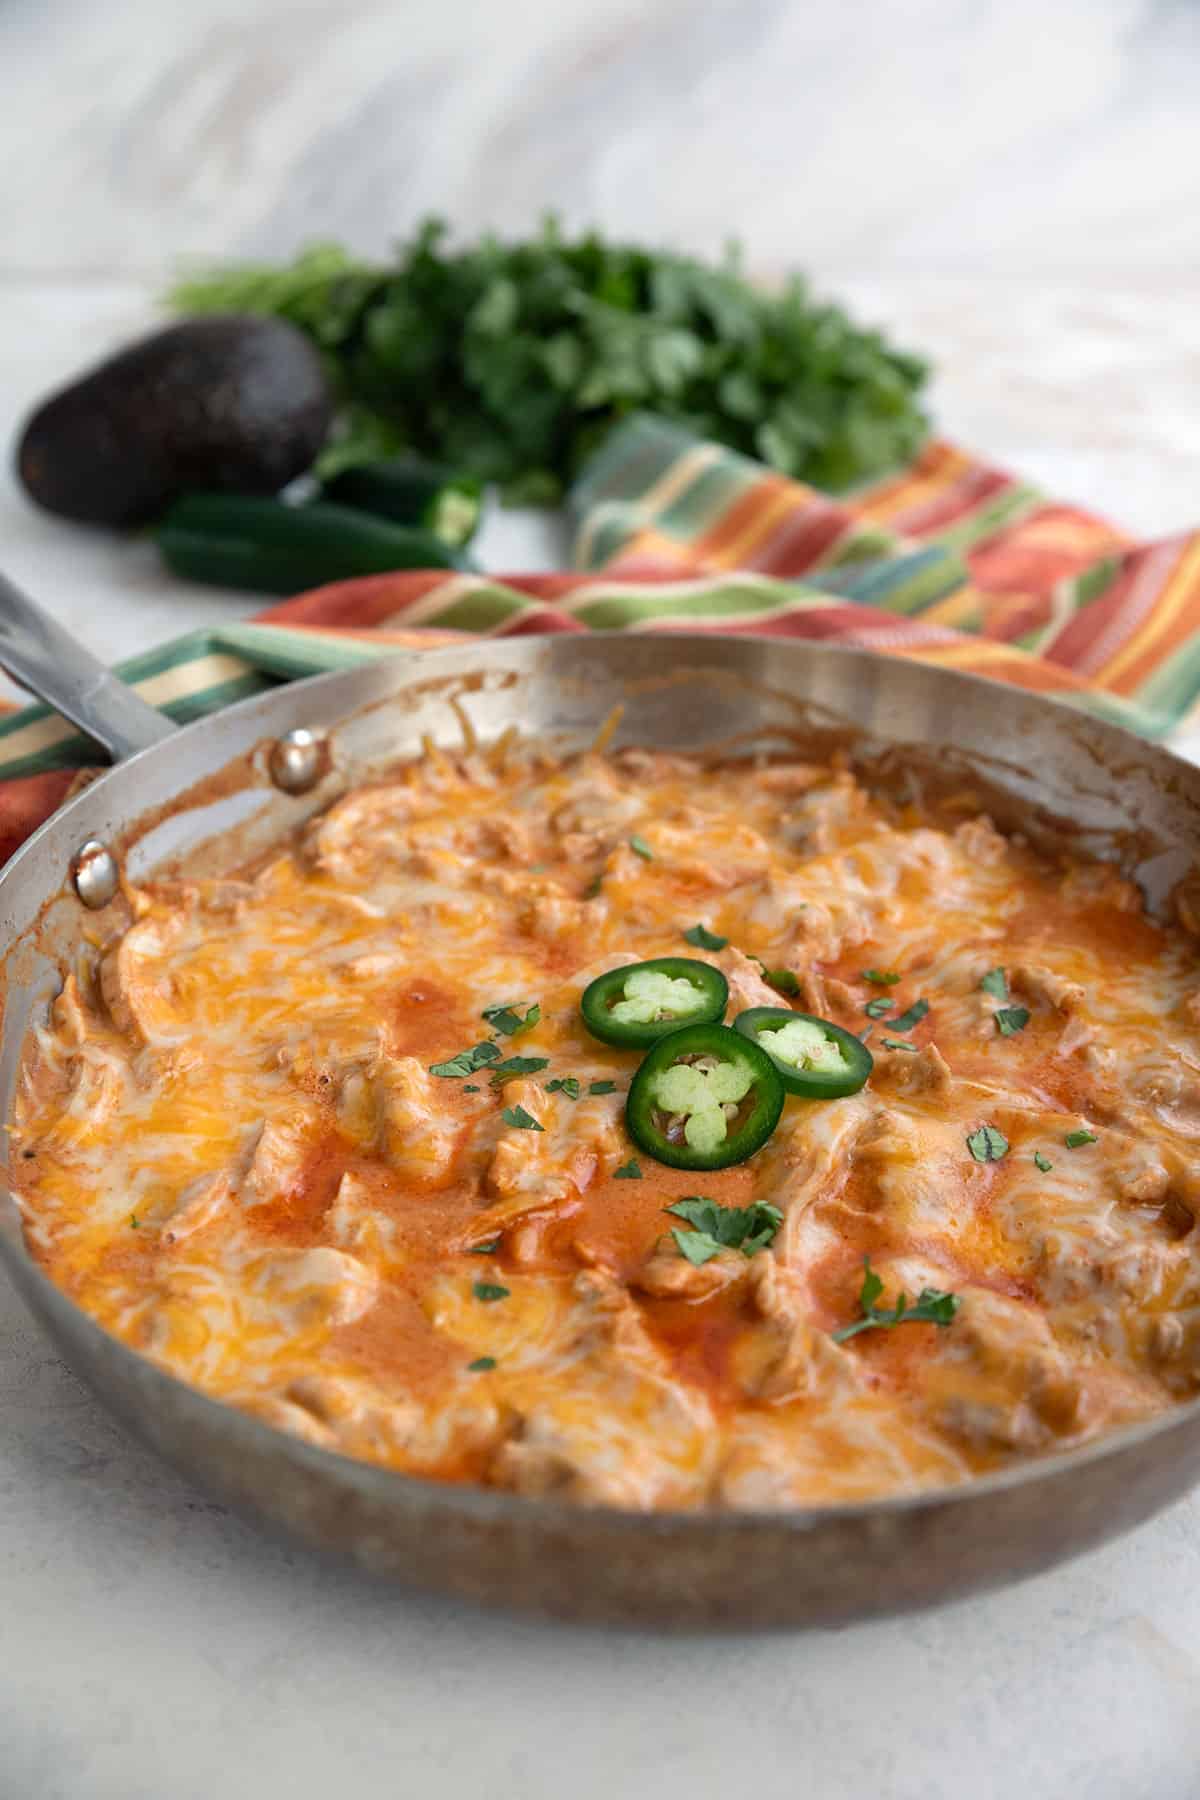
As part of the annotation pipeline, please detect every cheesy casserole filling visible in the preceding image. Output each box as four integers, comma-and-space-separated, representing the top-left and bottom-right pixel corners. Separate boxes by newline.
12, 739, 1200, 1510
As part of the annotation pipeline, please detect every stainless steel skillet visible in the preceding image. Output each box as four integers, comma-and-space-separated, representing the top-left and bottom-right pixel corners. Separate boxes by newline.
1, 570, 1199, 1631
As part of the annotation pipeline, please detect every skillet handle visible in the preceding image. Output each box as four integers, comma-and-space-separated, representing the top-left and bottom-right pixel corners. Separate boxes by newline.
0, 570, 175, 762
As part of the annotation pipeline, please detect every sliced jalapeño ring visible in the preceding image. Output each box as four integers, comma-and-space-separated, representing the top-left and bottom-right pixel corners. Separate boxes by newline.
732, 1007, 873, 1098
625, 1021, 784, 1170
581, 956, 728, 1049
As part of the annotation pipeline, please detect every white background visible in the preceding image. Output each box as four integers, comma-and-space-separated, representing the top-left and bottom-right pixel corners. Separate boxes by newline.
2, 4, 1200, 1796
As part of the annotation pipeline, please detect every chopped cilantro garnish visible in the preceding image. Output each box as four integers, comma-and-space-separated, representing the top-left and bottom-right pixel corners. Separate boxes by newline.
1065, 1128, 1098, 1149
546, 1076, 582, 1099
613, 1157, 642, 1179
470, 1239, 501, 1255
666, 1197, 782, 1266
467, 1356, 497, 1371
862, 969, 901, 986
589, 1079, 617, 1095
993, 1006, 1030, 1037
472, 1281, 510, 1303
749, 955, 800, 996
482, 1001, 541, 1037
129, 1214, 139, 1229
980, 967, 1009, 1001
584, 874, 604, 899
683, 923, 728, 951
967, 1123, 1009, 1163
889, 997, 930, 1032
430, 1040, 502, 1078
1033, 1151, 1054, 1172
463, 1084, 480, 1093
629, 834, 653, 860
864, 997, 894, 1019
502, 1104, 543, 1131
489, 1055, 550, 1085
832, 1255, 961, 1343
881, 1037, 919, 1052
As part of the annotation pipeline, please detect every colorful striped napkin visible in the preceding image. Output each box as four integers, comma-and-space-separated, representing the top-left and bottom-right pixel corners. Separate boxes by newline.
2, 409, 1198, 862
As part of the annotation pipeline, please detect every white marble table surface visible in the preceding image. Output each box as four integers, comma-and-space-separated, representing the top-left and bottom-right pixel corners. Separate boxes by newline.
4, 2, 1200, 1796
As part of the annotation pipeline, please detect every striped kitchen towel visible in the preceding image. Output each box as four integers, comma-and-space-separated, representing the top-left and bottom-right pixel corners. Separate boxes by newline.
1, 409, 1198, 860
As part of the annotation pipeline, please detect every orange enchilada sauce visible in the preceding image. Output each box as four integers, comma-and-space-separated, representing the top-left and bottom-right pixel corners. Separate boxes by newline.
12, 742, 1200, 1508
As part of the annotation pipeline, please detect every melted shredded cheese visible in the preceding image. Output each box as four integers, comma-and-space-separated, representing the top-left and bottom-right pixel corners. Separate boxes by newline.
12, 742, 1200, 1510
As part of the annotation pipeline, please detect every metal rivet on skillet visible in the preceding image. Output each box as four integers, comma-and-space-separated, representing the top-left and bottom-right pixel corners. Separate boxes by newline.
72, 840, 119, 909
269, 727, 328, 795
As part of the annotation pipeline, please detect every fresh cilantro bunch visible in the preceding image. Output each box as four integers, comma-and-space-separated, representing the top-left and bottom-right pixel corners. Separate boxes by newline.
170, 218, 930, 502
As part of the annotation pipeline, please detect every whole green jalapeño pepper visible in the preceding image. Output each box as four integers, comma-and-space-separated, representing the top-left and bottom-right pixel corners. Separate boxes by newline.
625, 1022, 784, 1170
156, 493, 469, 596
580, 957, 728, 1049
733, 1008, 873, 1098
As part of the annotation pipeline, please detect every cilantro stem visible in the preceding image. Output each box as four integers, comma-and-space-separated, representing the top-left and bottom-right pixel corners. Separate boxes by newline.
832, 1255, 961, 1343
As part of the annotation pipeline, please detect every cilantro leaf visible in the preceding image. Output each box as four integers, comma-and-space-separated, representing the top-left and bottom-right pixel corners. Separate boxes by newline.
880, 1037, 919, 1052
430, 1041, 502, 1078
889, 997, 930, 1033
467, 1356, 497, 1371
613, 1158, 642, 1179
482, 1001, 541, 1038
470, 1239, 500, 1255
858, 1259, 885, 1314
665, 1197, 783, 1265
832, 1255, 961, 1343
967, 1123, 1009, 1163
673, 1228, 725, 1266
683, 923, 728, 951
629, 835, 653, 860
502, 1104, 543, 1131
993, 1006, 1030, 1037
862, 969, 901, 986
589, 1079, 617, 1095
546, 1076, 582, 1099
665, 1197, 731, 1235
864, 997, 894, 1019
749, 955, 799, 996
472, 1281, 510, 1303
489, 1055, 550, 1084
1065, 1127, 1098, 1148
980, 967, 1009, 1001
1033, 1151, 1054, 1172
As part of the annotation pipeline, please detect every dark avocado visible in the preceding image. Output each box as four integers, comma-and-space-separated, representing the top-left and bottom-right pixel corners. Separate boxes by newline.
15, 315, 333, 526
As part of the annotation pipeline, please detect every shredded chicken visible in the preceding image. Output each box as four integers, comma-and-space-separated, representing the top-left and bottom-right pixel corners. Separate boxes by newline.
303, 782, 421, 876
885, 1042, 954, 1096
633, 1244, 746, 1300
737, 1258, 861, 1402
17, 729, 1200, 1515
1010, 964, 1086, 1014
99, 910, 187, 1046
925, 1286, 1084, 1453
372, 1055, 460, 1184
953, 815, 1009, 865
